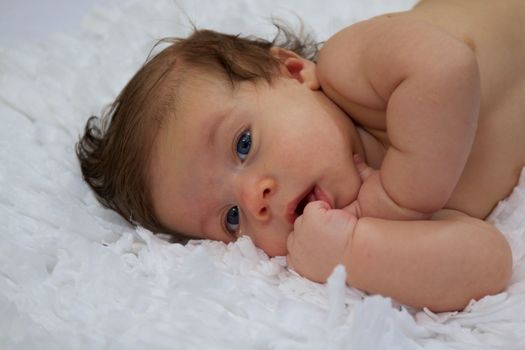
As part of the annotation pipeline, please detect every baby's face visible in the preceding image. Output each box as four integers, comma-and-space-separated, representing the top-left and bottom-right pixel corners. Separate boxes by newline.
149, 71, 363, 256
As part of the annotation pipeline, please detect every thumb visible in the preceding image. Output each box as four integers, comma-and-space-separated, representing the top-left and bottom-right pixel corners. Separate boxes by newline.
286, 231, 295, 253
286, 255, 294, 270
353, 154, 374, 181
305, 200, 331, 213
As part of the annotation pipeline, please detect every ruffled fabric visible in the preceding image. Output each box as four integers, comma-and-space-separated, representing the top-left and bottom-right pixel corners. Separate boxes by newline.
2, 0, 524, 349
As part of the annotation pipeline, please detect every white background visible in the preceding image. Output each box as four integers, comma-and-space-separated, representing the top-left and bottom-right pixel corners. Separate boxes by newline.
0, 0, 125, 48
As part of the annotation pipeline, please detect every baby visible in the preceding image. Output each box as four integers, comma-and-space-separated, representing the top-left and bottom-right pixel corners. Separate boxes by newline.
77, 0, 525, 312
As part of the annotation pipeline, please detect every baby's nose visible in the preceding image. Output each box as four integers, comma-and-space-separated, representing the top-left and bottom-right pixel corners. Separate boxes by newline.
241, 176, 276, 222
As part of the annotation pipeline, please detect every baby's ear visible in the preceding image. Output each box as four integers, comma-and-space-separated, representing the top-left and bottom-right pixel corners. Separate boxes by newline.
270, 47, 320, 90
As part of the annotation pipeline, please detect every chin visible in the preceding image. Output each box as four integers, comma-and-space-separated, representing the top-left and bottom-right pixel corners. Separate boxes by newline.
258, 242, 287, 258
265, 248, 287, 258
336, 182, 361, 209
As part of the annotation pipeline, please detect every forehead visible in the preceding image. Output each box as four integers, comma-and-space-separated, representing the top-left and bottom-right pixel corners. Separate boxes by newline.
147, 73, 235, 237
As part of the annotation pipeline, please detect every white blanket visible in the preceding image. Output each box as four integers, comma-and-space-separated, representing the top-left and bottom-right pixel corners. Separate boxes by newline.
1, 0, 525, 349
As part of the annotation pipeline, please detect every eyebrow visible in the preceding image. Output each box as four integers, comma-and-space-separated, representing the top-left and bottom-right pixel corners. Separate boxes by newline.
207, 109, 232, 150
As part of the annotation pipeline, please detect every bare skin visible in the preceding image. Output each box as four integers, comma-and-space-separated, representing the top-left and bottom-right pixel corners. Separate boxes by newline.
287, 0, 523, 311
149, 0, 523, 312
320, 0, 525, 219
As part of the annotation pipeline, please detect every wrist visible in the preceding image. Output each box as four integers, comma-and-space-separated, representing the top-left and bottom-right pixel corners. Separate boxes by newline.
338, 215, 359, 281
365, 172, 432, 220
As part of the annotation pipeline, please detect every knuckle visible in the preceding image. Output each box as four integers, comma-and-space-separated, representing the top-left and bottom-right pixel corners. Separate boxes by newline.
286, 256, 294, 270
293, 217, 302, 231
286, 232, 294, 249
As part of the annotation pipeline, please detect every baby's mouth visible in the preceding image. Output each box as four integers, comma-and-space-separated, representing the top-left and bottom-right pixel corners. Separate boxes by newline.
287, 186, 332, 224
295, 188, 316, 216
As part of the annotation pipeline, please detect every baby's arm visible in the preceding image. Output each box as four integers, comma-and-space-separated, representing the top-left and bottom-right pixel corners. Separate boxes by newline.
287, 203, 512, 312
318, 16, 481, 218
347, 210, 512, 312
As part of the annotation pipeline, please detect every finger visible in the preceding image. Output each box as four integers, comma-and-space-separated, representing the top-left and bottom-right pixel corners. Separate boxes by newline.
353, 154, 373, 181
286, 231, 295, 252
303, 200, 330, 215
293, 214, 303, 231
286, 255, 295, 270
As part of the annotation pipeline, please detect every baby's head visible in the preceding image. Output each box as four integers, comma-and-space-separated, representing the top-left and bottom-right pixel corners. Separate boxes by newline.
77, 26, 363, 256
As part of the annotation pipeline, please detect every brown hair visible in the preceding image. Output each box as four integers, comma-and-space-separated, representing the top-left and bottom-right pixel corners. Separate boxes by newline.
76, 23, 319, 243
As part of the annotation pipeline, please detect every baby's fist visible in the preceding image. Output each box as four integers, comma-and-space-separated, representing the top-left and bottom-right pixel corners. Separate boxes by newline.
345, 154, 430, 220
286, 201, 356, 283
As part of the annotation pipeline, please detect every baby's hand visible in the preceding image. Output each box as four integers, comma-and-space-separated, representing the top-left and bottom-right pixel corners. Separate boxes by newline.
286, 201, 357, 283
344, 155, 430, 220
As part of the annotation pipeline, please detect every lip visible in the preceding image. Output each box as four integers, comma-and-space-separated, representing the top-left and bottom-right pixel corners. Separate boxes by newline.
285, 185, 333, 225
314, 186, 333, 208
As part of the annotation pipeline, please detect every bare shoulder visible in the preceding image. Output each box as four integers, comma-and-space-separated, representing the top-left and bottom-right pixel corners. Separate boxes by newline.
316, 17, 387, 110
317, 14, 476, 109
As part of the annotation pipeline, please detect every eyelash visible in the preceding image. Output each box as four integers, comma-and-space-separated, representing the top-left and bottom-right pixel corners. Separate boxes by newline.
233, 128, 252, 162
223, 127, 252, 236
223, 206, 240, 237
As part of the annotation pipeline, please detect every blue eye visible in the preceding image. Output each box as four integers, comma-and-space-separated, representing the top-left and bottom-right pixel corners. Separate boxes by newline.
225, 206, 240, 234
236, 130, 251, 161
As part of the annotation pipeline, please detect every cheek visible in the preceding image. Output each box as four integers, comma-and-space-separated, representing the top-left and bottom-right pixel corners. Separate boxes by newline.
248, 231, 289, 257
333, 161, 362, 209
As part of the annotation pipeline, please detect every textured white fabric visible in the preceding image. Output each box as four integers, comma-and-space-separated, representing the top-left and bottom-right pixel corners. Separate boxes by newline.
1, 0, 524, 349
